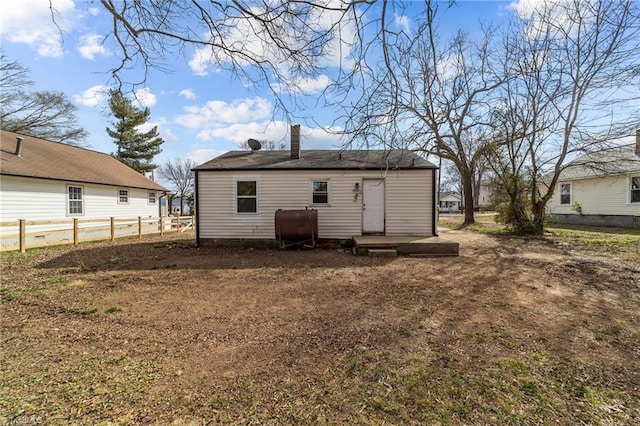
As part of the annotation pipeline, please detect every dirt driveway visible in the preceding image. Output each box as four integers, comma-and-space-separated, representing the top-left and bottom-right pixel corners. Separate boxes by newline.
1, 230, 639, 424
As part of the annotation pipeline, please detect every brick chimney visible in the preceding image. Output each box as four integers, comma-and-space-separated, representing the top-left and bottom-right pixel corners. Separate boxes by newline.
290, 124, 300, 159
636, 129, 640, 156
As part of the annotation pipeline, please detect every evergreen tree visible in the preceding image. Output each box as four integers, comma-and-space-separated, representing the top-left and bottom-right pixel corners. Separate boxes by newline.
106, 89, 163, 174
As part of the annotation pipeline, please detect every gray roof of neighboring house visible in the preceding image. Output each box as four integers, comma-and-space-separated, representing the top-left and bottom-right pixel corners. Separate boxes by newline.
194, 149, 438, 171
1, 130, 168, 191
439, 191, 462, 201
557, 144, 640, 181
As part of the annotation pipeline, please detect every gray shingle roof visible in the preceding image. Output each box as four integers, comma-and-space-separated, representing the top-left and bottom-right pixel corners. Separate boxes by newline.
194, 149, 438, 171
558, 144, 640, 181
1, 130, 168, 191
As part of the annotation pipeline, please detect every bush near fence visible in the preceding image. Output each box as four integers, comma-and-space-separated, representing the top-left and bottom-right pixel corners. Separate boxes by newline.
0, 216, 194, 253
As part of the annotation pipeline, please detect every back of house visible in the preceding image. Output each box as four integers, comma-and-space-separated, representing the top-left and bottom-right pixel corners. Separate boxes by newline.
193, 125, 439, 246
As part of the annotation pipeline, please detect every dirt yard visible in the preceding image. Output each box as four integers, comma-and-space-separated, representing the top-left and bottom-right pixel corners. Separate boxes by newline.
1, 228, 639, 424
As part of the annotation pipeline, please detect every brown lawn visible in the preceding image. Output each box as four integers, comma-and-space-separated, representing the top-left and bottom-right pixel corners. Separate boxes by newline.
1, 228, 639, 424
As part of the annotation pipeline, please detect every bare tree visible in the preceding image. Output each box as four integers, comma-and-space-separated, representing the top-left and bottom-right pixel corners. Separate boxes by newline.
82, 0, 378, 116
488, 0, 640, 233
0, 51, 88, 145
440, 162, 462, 194
332, 1, 508, 225
158, 158, 197, 215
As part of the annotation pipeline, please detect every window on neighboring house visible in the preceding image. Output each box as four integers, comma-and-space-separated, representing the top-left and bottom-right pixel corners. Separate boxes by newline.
560, 183, 571, 205
312, 180, 329, 204
118, 189, 129, 204
148, 191, 157, 204
68, 185, 83, 215
237, 180, 257, 213
632, 177, 640, 203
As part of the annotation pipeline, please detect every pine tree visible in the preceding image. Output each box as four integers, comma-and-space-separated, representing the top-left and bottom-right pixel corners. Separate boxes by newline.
106, 89, 163, 174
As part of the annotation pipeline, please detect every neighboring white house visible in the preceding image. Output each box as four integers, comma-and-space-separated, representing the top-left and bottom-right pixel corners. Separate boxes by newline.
546, 131, 640, 228
0, 131, 168, 222
476, 181, 493, 211
439, 191, 462, 213
193, 125, 439, 246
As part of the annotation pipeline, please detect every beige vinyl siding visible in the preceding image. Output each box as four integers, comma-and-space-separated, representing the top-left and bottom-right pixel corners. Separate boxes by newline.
197, 169, 433, 240
548, 174, 640, 216
0, 175, 160, 222
385, 169, 432, 235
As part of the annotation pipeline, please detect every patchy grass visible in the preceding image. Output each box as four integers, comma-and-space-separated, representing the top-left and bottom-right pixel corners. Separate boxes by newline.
545, 224, 640, 257
67, 306, 99, 315
1, 232, 639, 424
439, 214, 640, 258
439, 213, 507, 235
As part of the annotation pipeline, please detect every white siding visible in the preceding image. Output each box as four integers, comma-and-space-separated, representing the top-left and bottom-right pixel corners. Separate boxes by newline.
197, 169, 434, 240
0, 175, 161, 222
548, 174, 640, 216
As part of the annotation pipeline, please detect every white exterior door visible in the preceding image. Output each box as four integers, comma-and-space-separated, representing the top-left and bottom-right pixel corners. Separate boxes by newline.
362, 179, 385, 234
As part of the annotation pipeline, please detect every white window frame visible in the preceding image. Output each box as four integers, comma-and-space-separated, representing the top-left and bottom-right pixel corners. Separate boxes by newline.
235, 179, 258, 214
631, 176, 640, 204
148, 191, 157, 204
310, 179, 330, 205
67, 185, 84, 216
118, 188, 130, 204
560, 183, 571, 205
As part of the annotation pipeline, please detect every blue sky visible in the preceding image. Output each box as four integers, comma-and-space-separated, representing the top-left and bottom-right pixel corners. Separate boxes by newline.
1, 1, 529, 167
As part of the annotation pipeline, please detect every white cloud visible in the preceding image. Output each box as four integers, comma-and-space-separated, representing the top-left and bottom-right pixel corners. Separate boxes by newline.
195, 121, 288, 145
179, 89, 197, 100
394, 13, 411, 33
88, 7, 100, 16
194, 120, 342, 150
73, 84, 109, 108
187, 148, 226, 165
288, 75, 331, 94
508, 0, 549, 19
138, 118, 178, 143
175, 97, 273, 129
0, 0, 78, 57
134, 88, 157, 107
188, 2, 358, 76
188, 48, 215, 76
78, 33, 109, 60
508, 0, 595, 39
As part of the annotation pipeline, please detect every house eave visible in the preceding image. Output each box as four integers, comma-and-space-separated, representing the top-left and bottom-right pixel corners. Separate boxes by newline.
0, 171, 169, 192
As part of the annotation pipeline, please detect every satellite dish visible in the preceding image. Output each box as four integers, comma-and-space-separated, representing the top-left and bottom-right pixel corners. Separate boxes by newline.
248, 138, 262, 151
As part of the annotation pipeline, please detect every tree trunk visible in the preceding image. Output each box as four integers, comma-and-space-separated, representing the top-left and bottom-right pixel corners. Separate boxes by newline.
530, 200, 546, 235
461, 172, 475, 225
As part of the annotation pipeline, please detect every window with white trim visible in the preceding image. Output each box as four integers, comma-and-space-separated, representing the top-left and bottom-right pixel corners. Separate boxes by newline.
237, 180, 257, 213
560, 183, 571, 205
148, 191, 157, 204
312, 180, 329, 204
631, 176, 640, 203
118, 189, 129, 204
67, 185, 84, 215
